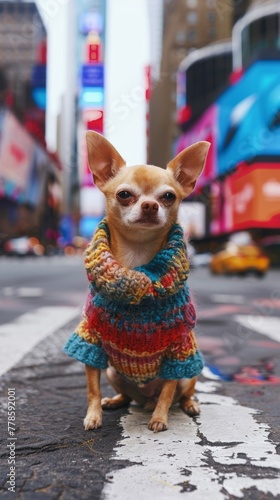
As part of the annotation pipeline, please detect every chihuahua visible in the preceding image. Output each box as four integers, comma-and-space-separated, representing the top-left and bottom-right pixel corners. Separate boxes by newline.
67, 131, 210, 433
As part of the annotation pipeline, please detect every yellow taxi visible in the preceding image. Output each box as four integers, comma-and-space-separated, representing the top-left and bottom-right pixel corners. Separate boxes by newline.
210, 242, 270, 277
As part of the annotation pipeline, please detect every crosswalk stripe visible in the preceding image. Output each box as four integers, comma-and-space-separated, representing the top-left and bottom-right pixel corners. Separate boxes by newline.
0, 306, 80, 377
102, 384, 280, 500
234, 315, 280, 343
212, 294, 246, 304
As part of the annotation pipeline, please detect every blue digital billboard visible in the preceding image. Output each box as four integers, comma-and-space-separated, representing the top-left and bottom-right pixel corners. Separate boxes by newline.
217, 60, 280, 176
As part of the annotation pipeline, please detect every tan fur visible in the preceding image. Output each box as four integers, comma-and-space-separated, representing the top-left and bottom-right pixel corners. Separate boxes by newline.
83, 131, 210, 432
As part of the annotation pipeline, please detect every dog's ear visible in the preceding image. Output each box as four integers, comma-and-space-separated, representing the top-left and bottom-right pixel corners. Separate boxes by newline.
167, 141, 210, 197
86, 131, 126, 190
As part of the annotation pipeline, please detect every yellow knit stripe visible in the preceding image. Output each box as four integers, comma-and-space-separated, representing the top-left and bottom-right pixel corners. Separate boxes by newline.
102, 339, 167, 358
75, 319, 101, 345
109, 355, 161, 383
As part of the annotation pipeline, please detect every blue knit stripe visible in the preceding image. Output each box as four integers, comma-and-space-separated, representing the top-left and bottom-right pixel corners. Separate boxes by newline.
159, 351, 204, 379
92, 282, 191, 314
63, 333, 108, 369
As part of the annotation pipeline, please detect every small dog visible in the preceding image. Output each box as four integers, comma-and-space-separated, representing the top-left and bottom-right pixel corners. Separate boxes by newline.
64, 132, 210, 433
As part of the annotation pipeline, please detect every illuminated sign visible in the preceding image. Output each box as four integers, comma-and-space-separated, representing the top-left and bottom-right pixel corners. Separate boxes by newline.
217, 61, 280, 176
79, 87, 104, 109
31, 64, 46, 88
88, 43, 100, 63
176, 105, 217, 192
85, 33, 103, 64
85, 109, 104, 132
82, 64, 104, 87
224, 163, 280, 231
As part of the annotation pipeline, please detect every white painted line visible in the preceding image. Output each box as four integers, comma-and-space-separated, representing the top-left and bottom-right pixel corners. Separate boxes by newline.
2, 287, 14, 296
102, 386, 280, 500
0, 306, 79, 377
235, 315, 280, 343
2, 287, 44, 297
201, 366, 221, 381
18, 287, 44, 297
212, 294, 246, 304
195, 380, 221, 393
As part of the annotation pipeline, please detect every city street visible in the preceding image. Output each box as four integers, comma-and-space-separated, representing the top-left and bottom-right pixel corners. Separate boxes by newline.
0, 256, 280, 499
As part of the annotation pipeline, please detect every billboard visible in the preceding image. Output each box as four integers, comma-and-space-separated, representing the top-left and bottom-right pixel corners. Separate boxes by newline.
176, 60, 280, 187
0, 112, 34, 194
224, 163, 280, 231
217, 61, 280, 176
176, 105, 217, 191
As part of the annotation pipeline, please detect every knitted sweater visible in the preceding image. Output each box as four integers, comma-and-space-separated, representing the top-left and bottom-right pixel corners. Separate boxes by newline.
64, 219, 203, 386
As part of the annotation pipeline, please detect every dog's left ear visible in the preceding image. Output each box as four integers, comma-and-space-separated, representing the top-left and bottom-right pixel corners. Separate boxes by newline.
167, 141, 210, 197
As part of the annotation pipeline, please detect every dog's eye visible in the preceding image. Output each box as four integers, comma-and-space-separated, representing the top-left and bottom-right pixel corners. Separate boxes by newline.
162, 192, 176, 202
117, 190, 132, 200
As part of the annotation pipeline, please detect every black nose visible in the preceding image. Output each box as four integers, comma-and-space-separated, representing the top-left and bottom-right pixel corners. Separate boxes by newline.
141, 201, 159, 214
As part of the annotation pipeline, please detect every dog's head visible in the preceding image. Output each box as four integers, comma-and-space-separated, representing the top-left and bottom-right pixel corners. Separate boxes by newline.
86, 131, 210, 232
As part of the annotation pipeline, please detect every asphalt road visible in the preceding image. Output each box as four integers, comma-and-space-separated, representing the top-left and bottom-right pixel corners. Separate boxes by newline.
0, 256, 279, 499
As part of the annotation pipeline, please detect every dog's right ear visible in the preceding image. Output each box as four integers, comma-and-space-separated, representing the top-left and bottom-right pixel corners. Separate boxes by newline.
86, 131, 126, 190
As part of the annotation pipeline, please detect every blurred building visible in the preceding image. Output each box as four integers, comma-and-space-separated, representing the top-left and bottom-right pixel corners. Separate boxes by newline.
149, 0, 234, 168
0, 1, 63, 248
0, 1, 46, 121
175, 1, 280, 247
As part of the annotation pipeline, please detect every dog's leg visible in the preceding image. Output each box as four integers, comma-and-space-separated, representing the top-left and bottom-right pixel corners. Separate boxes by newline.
178, 377, 200, 416
84, 365, 102, 430
148, 379, 178, 433
101, 367, 132, 409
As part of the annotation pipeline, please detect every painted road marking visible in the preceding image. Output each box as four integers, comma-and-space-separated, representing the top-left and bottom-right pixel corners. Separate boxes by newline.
102, 384, 280, 500
2, 287, 44, 297
235, 315, 280, 343
0, 306, 79, 377
212, 294, 246, 304
199, 304, 247, 319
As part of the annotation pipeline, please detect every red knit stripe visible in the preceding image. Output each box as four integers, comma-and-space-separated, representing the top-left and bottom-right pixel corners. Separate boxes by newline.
88, 311, 193, 353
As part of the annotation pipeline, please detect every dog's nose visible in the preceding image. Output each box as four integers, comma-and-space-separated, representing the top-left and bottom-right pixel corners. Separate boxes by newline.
141, 201, 159, 214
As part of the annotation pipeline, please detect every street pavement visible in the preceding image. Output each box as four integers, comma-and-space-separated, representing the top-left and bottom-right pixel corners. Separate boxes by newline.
0, 256, 280, 499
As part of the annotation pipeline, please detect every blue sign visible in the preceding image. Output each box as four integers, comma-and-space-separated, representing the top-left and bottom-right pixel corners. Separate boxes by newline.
32, 88, 46, 110
217, 60, 280, 175
79, 215, 103, 239
82, 64, 104, 87
31, 65, 46, 88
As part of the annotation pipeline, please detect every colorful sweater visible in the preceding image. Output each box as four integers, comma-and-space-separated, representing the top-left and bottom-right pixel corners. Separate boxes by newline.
64, 219, 203, 386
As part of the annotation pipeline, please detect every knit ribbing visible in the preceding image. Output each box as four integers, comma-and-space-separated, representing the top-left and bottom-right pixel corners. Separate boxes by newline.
64, 219, 204, 385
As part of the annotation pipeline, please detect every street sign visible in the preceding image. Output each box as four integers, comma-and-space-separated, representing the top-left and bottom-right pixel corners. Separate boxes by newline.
81, 64, 104, 87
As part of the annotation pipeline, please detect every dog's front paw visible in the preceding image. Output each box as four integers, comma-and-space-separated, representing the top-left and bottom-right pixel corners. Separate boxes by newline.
83, 411, 102, 430
180, 397, 200, 417
148, 416, 168, 433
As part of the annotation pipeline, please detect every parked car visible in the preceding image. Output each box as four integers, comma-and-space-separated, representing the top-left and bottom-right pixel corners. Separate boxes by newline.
210, 242, 270, 277
259, 236, 280, 267
3, 237, 44, 257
